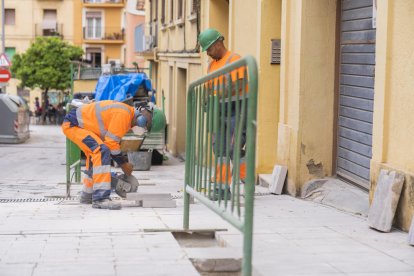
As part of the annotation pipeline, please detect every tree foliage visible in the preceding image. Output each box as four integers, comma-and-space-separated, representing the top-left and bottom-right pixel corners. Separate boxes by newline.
11, 36, 83, 91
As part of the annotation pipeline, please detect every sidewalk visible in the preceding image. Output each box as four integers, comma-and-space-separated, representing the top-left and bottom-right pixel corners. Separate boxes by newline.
0, 125, 413, 276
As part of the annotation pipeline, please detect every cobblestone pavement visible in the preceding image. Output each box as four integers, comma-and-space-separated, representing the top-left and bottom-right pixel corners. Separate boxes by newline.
0, 125, 413, 276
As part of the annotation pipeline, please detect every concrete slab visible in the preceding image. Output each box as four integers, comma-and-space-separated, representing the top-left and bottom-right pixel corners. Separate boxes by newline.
269, 165, 287, 194
126, 192, 171, 201
368, 170, 405, 232
302, 178, 369, 216
142, 199, 176, 208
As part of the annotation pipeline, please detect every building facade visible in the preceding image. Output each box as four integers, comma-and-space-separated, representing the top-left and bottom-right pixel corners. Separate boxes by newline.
141, 0, 201, 157
0, 0, 74, 111
143, 0, 413, 231
73, 0, 126, 69
125, 0, 146, 68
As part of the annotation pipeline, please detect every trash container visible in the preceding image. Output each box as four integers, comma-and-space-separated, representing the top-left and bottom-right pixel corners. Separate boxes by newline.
0, 94, 30, 144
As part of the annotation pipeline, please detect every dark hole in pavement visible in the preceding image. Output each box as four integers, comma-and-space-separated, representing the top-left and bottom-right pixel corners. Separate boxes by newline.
172, 231, 241, 276
172, 231, 219, 248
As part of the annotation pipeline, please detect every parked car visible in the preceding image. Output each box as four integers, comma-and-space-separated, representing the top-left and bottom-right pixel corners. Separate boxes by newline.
0, 94, 30, 144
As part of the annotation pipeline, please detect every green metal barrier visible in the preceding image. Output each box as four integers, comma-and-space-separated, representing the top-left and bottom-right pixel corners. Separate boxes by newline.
65, 104, 82, 197
66, 64, 82, 197
183, 56, 258, 275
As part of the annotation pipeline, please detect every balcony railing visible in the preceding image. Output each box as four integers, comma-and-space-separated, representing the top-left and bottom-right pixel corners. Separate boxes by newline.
35, 23, 64, 39
83, 27, 124, 41
73, 66, 150, 80
83, 0, 124, 4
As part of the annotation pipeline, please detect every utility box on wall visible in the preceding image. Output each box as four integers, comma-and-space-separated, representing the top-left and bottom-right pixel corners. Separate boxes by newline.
270, 39, 281, 64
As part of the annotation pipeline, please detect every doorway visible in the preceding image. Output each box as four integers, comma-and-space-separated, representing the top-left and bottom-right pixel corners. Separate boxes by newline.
336, 0, 376, 189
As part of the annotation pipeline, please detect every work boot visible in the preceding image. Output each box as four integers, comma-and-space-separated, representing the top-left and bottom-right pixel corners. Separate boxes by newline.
79, 192, 92, 204
92, 199, 122, 210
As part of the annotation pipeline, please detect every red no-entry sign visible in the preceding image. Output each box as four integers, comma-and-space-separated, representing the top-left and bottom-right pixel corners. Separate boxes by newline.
0, 69, 11, 82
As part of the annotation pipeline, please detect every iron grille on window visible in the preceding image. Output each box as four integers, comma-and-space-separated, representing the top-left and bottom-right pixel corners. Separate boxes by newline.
161, 0, 166, 25
191, 0, 199, 14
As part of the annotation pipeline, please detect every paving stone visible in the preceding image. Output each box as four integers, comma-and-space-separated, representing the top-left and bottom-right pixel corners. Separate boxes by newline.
142, 199, 176, 208
126, 193, 171, 201
0, 263, 35, 276
408, 215, 414, 246
368, 170, 405, 232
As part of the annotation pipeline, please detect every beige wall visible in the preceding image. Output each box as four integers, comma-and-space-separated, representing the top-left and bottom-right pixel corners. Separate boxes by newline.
2, 0, 74, 52
278, 0, 337, 195
33, 0, 74, 42
74, 80, 97, 94
1, 0, 74, 110
371, 0, 414, 231
147, 0, 201, 156
256, 0, 281, 173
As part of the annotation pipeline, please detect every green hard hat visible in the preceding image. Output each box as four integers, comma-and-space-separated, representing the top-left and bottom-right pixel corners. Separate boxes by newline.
150, 107, 166, 133
198, 28, 222, 52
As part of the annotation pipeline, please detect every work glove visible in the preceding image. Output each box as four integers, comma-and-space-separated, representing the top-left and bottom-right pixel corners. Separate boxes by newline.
120, 162, 133, 176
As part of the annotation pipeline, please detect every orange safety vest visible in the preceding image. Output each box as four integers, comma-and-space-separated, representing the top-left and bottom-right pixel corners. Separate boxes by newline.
76, 100, 135, 155
207, 51, 246, 97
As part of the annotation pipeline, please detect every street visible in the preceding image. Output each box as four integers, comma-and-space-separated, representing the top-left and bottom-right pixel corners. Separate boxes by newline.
0, 125, 413, 276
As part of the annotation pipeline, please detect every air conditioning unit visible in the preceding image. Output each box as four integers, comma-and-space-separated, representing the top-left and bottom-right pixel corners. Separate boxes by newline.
108, 59, 121, 67
144, 35, 155, 51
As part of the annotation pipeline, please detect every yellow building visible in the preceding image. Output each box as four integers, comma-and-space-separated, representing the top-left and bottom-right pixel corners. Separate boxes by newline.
72, 0, 127, 94
0, 0, 74, 111
73, 0, 126, 68
144, 0, 413, 231
141, 0, 202, 157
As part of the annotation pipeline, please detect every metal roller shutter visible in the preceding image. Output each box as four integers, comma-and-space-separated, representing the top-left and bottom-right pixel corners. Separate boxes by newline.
336, 0, 376, 188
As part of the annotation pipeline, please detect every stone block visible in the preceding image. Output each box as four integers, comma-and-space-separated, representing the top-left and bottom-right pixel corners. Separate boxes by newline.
126, 193, 171, 201
368, 170, 405, 232
269, 165, 287, 194
408, 215, 414, 246
142, 199, 176, 208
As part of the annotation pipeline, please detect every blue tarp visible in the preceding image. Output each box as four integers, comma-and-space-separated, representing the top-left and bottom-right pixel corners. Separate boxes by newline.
94, 73, 152, 102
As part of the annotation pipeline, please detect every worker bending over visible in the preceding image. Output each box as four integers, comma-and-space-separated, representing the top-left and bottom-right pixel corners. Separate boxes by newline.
62, 100, 152, 210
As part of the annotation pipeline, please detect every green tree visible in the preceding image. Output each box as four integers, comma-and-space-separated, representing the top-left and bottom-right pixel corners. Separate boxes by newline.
11, 36, 83, 123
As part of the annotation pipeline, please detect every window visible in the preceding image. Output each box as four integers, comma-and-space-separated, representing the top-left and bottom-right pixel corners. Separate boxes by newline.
5, 9, 15, 25
191, 0, 199, 14
86, 48, 102, 68
177, 0, 183, 19
170, 0, 174, 23
134, 24, 144, 52
5, 47, 16, 60
161, 0, 165, 25
42, 10, 57, 35
86, 11, 102, 39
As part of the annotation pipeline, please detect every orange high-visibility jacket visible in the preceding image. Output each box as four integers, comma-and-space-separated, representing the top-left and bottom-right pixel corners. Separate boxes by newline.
76, 100, 135, 155
207, 51, 246, 96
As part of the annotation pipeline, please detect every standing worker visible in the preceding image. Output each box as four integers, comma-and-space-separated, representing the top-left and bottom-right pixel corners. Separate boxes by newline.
62, 100, 153, 210
198, 28, 247, 198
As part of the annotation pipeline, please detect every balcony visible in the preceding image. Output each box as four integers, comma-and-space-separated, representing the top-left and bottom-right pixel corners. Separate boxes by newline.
83, 0, 124, 8
35, 23, 64, 39
83, 26, 125, 44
